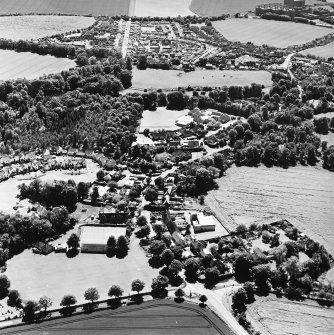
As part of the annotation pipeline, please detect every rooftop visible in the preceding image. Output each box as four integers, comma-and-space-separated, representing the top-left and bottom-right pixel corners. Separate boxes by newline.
80, 226, 126, 245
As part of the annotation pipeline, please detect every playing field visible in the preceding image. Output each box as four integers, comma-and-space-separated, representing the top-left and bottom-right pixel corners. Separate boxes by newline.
0, 0, 131, 16
301, 41, 334, 60
3, 300, 234, 335
131, 69, 272, 90
0, 50, 75, 80
0, 15, 94, 41
213, 18, 332, 48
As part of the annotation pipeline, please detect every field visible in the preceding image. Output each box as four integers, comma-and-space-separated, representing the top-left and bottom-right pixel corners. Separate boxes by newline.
132, 0, 193, 17
301, 41, 334, 60
207, 165, 334, 256
213, 18, 332, 48
246, 295, 334, 335
0, 0, 131, 16
0, 50, 75, 80
3, 300, 233, 335
0, 15, 94, 41
139, 107, 188, 132
190, 0, 323, 16
131, 69, 272, 90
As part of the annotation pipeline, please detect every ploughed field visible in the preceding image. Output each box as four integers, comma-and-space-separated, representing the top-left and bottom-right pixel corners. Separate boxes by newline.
301, 41, 334, 60
0, 15, 94, 41
0, 50, 75, 80
246, 295, 334, 335
131, 69, 272, 90
207, 165, 334, 256
213, 18, 332, 48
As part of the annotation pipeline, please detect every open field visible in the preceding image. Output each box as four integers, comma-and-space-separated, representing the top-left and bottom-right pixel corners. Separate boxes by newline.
139, 107, 188, 132
213, 18, 332, 48
207, 165, 334, 256
190, 0, 323, 16
301, 41, 334, 60
0, 50, 75, 80
0, 15, 94, 40
3, 300, 233, 335
131, 69, 272, 90
132, 0, 193, 17
0, 0, 130, 16
247, 295, 334, 335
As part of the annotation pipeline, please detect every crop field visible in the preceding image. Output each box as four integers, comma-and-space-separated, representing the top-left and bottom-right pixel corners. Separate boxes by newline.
301, 41, 334, 60
131, 69, 272, 90
0, 0, 131, 16
213, 19, 332, 48
4, 300, 232, 335
247, 295, 334, 335
0, 50, 75, 80
207, 165, 334, 256
0, 15, 94, 41
190, 0, 323, 16
132, 0, 193, 17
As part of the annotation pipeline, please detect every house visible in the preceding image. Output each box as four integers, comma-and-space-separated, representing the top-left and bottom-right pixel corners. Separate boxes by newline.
99, 207, 127, 224
162, 210, 185, 247
190, 240, 206, 257
185, 212, 216, 233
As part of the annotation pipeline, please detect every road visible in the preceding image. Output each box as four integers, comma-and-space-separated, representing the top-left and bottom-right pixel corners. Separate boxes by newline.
121, 19, 131, 58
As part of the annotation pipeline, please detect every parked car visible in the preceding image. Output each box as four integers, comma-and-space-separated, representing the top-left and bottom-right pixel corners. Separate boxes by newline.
54, 243, 67, 253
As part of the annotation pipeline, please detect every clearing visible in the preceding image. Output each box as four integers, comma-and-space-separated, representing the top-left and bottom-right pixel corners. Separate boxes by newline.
0, 0, 131, 16
213, 18, 332, 48
301, 41, 334, 60
139, 107, 189, 132
0, 15, 94, 41
0, 50, 75, 80
131, 69, 272, 90
207, 164, 334, 256
247, 295, 334, 335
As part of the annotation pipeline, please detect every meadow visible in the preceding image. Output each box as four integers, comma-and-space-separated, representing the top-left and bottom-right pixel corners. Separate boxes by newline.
131, 69, 272, 90
301, 41, 334, 60
0, 50, 75, 80
247, 295, 334, 335
0, 15, 94, 41
213, 18, 332, 48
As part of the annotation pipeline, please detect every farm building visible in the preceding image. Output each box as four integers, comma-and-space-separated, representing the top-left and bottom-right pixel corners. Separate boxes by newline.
185, 212, 217, 233
80, 225, 126, 253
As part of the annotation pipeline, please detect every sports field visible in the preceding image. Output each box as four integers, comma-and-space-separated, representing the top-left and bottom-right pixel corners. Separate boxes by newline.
3, 300, 234, 335
213, 18, 332, 48
0, 15, 94, 41
301, 41, 334, 60
0, 50, 75, 80
131, 69, 272, 90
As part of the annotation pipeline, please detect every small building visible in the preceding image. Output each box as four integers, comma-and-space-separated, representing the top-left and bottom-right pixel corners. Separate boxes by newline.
185, 212, 216, 233
99, 208, 127, 224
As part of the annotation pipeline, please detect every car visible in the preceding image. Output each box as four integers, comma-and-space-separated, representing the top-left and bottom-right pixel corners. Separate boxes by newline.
32, 247, 41, 254
54, 243, 67, 253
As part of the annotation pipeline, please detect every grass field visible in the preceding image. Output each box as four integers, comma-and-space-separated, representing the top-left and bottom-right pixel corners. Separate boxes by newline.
0, 50, 75, 80
4, 300, 233, 335
0, 15, 94, 40
207, 165, 334, 256
301, 41, 334, 60
213, 18, 332, 48
247, 295, 334, 335
131, 69, 272, 90
190, 0, 323, 16
0, 0, 131, 16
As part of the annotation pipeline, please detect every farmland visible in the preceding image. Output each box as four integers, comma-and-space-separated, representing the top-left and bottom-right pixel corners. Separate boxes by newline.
131, 69, 272, 90
213, 18, 332, 48
0, 15, 94, 41
207, 165, 334, 256
301, 41, 334, 60
247, 295, 334, 335
0, 0, 131, 16
0, 50, 75, 80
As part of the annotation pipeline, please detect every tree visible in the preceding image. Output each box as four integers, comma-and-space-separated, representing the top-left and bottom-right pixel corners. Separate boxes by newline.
234, 253, 254, 283
91, 186, 100, 204
149, 240, 167, 257
96, 170, 105, 181
232, 288, 247, 314
22, 300, 39, 323
61, 294, 77, 308
137, 215, 148, 227
151, 275, 169, 292
138, 225, 151, 239
199, 294, 207, 304
184, 258, 200, 279
137, 55, 148, 70
0, 275, 10, 299
270, 269, 288, 289
116, 235, 128, 255
7, 290, 22, 308
161, 249, 174, 266
144, 186, 158, 203
60, 186, 78, 211
77, 182, 90, 200
175, 288, 185, 299
38, 296, 52, 312
284, 256, 301, 280
205, 267, 220, 287
120, 70, 132, 89
107, 235, 116, 252
126, 57, 132, 70
131, 279, 145, 294
235, 224, 248, 237
108, 285, 123, 299
67, 233, 80, 250
251, 265, 271, 295
243, 282, 255, 303
84, 287, 100, 304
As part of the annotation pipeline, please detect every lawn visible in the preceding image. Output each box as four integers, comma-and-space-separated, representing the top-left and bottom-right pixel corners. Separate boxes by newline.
301, 41, 334, 60
247, 295, 334, 335
0, 0, 131, 16
213, 18, 332, 48
0, 50, 75, 80
131, 69, 272, 90
0, 15, 94, 41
